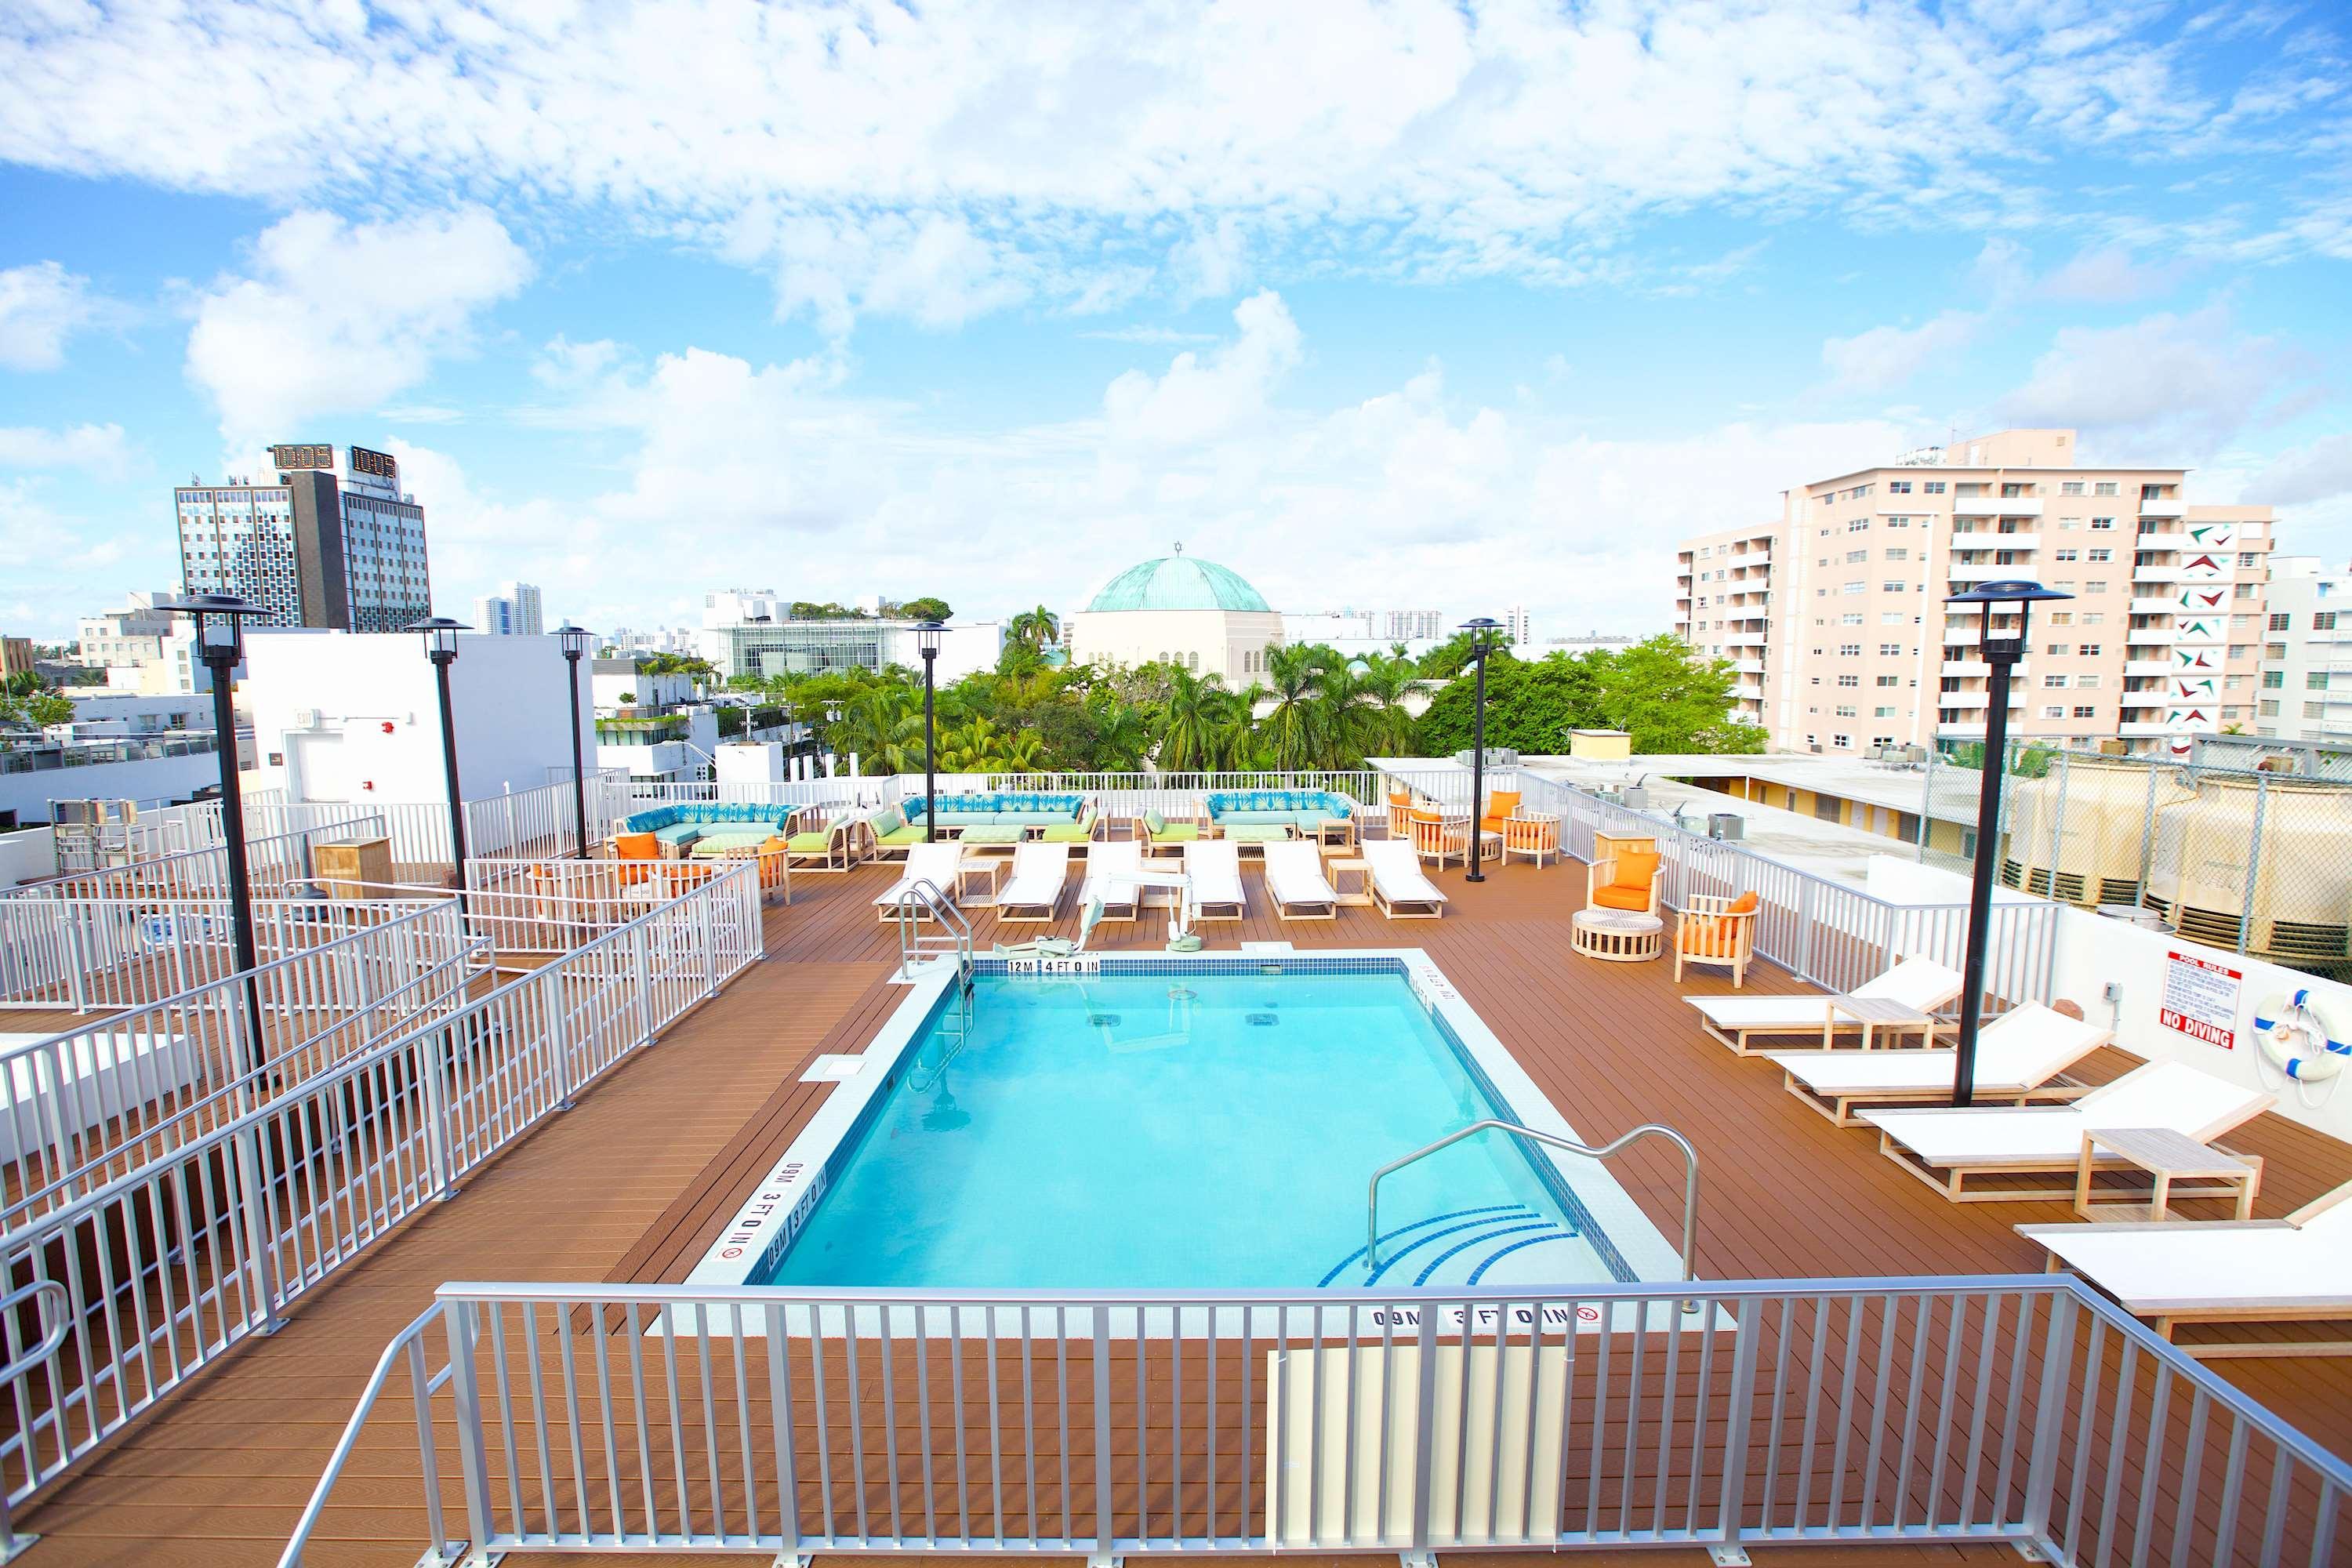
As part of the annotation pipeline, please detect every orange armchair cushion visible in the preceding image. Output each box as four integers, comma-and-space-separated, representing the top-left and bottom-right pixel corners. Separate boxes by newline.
1590, 884, 1654, 912
1609, 851, 1660, 891
1727, 890, 1759, 916
613, 831, 659, 861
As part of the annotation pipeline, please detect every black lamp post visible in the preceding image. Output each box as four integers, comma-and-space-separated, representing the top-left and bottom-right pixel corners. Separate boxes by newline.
916, 620, 944, 842
157, 592, 270, 1075
555, 625, 593, 858
1941, 579, 2071, 1105
1459, 617, 1503, 884
407, 617, 473, 893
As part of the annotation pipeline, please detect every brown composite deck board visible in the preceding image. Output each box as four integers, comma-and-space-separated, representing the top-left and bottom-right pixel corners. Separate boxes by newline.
9, 847, 2348, 1566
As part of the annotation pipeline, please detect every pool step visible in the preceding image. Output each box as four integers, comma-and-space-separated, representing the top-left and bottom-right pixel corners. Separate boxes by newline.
1317, 1203, 1582, 1290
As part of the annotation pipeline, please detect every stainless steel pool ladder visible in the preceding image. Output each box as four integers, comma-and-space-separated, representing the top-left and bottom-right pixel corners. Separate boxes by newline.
892, 878, 975, 992
1366, 1120, 1700, 1299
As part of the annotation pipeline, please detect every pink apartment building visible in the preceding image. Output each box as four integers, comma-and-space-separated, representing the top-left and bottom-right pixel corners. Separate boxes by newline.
1674, 428, 2273, 760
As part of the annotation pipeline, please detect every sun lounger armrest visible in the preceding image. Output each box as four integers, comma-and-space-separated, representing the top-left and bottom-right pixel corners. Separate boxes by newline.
2016, 1220, 2296, 1239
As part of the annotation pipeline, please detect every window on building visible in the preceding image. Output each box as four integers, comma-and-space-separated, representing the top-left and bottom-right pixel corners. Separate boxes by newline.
2239, 553, 2259, 568
2078, 644, 2100, 657
1879, 643, 1902, 655
1923, 481, 1945, 493
2041, 706, 2065, 719
1838, 643, 1861, 655
2073, 705, 2096, 717
2310, 671, 2332, 690
2055, 549, 2078, 561
1846, 549, 1868, 562
1886, 546, 1907, 561
1837, 673, 1860, 688
2267, 642, 2288, 660
2318, 612, 2339, 631
2044, 673, 2068, 688
2263, 670, 2285, 688
2259, 699, 2281, 717
1835, 705, 1857, 717
1889, 480, 1911, 494
2077, 674, 2100, 689
2061, 481, 2085, 495
2094, 481, 2118, 496
2085, 581, 2107, 593
1875, 674, 1899, 687
2090, 517, 2114, 531
2087, 548, 2112, 562
2307, 702, 2327, 718
1883, 580, 1906, 593
1875, 706, 1896, 717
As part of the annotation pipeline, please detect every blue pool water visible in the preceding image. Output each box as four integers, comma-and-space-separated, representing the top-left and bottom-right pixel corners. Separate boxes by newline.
754, 968, 1626, 1290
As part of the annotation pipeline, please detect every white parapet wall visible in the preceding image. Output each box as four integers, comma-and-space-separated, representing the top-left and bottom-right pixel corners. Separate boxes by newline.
1864, 852, 2352, 1145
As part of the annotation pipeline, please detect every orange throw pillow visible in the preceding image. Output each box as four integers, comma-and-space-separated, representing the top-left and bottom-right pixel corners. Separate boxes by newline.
1727, 891, 1760, 916
1610, 851, 1661, 891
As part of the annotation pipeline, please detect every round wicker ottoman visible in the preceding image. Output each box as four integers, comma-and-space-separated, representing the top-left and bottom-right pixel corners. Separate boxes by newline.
1573, 907, 1664, 963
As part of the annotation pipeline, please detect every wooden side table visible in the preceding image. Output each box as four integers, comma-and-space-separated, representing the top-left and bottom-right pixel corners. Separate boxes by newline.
1822, 994, 1940, 1051
2074, 1127, 2262, 1222
956, 852, 1010, 903
1573, 909, 1664, 963
1328, 857, 1372, 906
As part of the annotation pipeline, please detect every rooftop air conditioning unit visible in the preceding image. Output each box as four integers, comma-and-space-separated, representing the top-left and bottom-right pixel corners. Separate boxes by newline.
2000, 758, 2195, 911
1453, 748, 1520, 768
1709, 812, 1745, 842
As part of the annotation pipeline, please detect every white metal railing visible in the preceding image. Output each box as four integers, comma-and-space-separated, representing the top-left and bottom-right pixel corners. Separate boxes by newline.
0, 864, 762, 1528
281, 1275, 2350, 1566
0, 898, 481, 1225
608, 771, 1388, 826
1378, 768, 2057, 1006
253, 778, 613, 872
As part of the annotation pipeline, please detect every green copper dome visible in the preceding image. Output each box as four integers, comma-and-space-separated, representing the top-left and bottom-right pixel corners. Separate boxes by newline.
1083, 550, 1271, 613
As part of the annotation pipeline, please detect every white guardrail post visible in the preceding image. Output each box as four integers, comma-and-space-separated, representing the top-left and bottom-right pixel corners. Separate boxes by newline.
417, 1021, 459, 1201
630, 919, 656, 1047
443, 1301, 498, 1562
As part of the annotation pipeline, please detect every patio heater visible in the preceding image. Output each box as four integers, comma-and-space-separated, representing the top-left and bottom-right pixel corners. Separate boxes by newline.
408, 617, 474, 895
1940, 579, 2071, 1106
555, 625, 594, 858
916, 620, 945, 843
157, 592, 271, 1075
1460, 617, 1503, 884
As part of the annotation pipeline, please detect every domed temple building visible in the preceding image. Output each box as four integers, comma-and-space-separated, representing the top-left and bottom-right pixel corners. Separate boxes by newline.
1065, 545, 1284, 687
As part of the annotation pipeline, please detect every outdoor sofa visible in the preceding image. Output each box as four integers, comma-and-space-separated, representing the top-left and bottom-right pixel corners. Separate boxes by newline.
1203, 789, 1356, 837
621, 802, 797, 855
900, 793, 1088, 834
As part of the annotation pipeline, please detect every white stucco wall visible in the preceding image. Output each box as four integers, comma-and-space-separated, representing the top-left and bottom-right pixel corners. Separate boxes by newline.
241, 631, 593, 805
1067, 609, 1283, 687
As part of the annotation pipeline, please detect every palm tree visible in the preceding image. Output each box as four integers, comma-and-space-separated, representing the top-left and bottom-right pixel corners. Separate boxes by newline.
1154, 667, 1250, 772
1345, 653, 1430, 759
1007, 604, 1061, 653
1087, 695, 1153, 771
1254, 644, 1332, 771
833, 685, 927, 774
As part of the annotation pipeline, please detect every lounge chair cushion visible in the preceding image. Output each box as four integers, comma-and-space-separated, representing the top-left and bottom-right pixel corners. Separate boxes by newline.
688, 830, 771, 857
1143, 810, 1166, 834
786, 829, 834, 853
1152, 822, 1200, 843
960, 824, 1025, 844
875, 824, 929, 846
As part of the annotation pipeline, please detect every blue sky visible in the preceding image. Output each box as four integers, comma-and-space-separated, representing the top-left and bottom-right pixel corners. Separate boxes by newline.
2, 0, 2348, 643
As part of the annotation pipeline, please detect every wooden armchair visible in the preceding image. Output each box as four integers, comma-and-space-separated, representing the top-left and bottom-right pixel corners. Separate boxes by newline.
1408, 808, 1472, 869
1478, 788, 1521, 837
1586, 841, 1661, 915
1674, 891, 1760, 986
1385, 789, 1415, 840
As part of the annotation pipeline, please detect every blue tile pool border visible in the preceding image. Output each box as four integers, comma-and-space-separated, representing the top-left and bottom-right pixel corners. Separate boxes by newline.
685, 951, 1683, 1294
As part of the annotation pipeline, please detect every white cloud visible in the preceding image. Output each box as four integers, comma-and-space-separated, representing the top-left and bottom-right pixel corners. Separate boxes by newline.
2245, 433, 2352, 509
1994, 306, 2313, 457
2036, 246, 2181, 303
405, 296, 1934, 640
0, 423, 128, 469
1102, 291, 1303, 447
2, 1, 2331, 327
1820, 310, 1986, 394
0, 261, 97, 370
184, 207, 532, 442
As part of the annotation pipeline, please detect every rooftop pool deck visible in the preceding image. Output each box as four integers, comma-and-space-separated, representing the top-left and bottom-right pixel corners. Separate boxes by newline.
18, 844, 2352, 1565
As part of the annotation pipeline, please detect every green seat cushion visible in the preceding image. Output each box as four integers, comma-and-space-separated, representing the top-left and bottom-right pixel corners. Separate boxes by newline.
688, 830, 771, 857
653, 822, 704, 846
959, 824, 1025, 844
1149, 822, 1200, 843
1224, 824, 1291, 843
1038, 822, 1094, 842
875, 824, 929, 846
786, 829, 834, 853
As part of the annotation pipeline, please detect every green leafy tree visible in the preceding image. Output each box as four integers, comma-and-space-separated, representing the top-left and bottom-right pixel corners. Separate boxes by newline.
1152, 666, 1250, 771
898, 596, 953, 622
1254, 643, 1334, 771
1413, 637, 1759, 757
1007, 604, 1061, 653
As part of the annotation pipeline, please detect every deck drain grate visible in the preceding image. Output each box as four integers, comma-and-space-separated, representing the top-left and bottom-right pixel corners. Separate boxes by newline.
1087, 1014, 1122, 1027
1246, 1013, 1279, 1026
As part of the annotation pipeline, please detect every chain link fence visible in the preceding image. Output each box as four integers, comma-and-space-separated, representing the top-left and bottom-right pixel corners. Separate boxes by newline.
1914, 741, 2352, 978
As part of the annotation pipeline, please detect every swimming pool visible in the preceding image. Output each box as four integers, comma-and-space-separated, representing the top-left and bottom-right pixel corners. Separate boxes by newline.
691, 955, 1684, 1296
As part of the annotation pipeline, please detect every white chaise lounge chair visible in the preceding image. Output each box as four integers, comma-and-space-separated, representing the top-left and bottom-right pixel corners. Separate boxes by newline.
1860, 1060, 2274, 1203
1077, 840, 1145, 922
1686, 956, 1963, 1054
1183, 841, 1246, 921
1362, 838, 1446, 920
996, 843, 1070, 924
1763, 1003, 2110, 1125
1262, 840, 1338, 920
873, 843, 965, 922
2018, 1181, 2352, 1358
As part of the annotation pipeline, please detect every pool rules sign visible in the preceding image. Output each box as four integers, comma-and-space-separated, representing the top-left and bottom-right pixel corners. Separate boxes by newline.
2160, 949, 2242, 1049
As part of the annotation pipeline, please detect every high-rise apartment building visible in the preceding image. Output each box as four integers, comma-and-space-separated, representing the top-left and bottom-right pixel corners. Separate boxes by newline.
1502, 606, 1532, 648
2256, 558, 2352, 744
474, 594, 518, 635
1674, 429, 2274, 759
502, 580, 543, 637
74, 590, 177, 669
175, 443, 431, 632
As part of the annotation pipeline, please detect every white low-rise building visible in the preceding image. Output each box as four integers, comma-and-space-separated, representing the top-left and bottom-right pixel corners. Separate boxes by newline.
240, 630, 592, 804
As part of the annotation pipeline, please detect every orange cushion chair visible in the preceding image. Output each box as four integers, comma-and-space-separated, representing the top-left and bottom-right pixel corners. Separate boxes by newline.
1588, 848, 1661, 913
1479, 789, 1522, 837
1675, 891, 1760, 986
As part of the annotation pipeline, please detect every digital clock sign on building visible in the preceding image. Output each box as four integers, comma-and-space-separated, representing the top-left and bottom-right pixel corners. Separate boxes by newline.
176, 441, 433, 633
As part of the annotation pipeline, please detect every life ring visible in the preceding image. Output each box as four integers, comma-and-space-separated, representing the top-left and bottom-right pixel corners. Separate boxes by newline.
2252, 989, 2351, 1083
